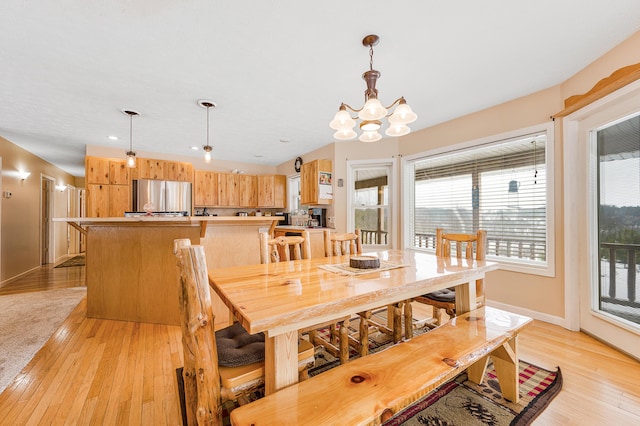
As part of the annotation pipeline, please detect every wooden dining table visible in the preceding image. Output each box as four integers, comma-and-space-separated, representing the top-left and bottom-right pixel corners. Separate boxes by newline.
207, 249, 498, 394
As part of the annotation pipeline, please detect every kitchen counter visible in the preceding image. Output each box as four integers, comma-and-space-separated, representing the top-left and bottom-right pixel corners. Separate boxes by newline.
56, 216, 283, 326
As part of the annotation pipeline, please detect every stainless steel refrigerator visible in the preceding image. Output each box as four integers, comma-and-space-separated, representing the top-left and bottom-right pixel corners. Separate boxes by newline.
132, 179, 192, 213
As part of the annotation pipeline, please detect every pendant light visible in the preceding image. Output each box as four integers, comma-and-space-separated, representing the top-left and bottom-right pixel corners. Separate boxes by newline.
198, 99, 216, 162
123, 109, 140, 168
330, 34, 417, 142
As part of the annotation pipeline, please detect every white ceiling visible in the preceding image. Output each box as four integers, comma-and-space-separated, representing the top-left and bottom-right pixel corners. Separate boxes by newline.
2, 1, 640, 177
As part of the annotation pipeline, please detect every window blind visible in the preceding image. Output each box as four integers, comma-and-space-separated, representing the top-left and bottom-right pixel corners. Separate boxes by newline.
411, 133, 547, 263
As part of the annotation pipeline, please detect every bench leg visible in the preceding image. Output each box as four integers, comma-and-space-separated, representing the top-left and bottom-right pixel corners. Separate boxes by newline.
490, 337, 519, 403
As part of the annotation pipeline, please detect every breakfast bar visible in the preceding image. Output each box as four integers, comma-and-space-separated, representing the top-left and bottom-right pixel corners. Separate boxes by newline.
56, 216, 282, 326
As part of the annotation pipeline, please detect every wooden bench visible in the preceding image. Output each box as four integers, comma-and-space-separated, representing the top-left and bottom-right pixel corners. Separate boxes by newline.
230, 306, 532, 426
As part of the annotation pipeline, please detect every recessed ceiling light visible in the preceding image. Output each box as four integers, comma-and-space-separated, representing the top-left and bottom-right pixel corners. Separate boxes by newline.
254, 154, 263, 158
190, 146, 199, 150
108, 135, 119, 141
279, 138, 291, 143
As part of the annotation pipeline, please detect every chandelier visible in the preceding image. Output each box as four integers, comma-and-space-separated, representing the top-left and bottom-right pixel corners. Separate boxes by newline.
330, 34, 417, 142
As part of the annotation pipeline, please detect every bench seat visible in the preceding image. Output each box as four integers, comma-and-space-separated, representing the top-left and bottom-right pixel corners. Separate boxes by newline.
230, 306, 532, 426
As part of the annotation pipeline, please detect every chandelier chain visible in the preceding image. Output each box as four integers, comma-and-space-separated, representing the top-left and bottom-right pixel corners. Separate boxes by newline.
369, 45, 374, 71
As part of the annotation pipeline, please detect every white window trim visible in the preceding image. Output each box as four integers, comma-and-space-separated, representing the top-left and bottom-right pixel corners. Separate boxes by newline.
347, 158, 398, 250
401, 122, 555, 277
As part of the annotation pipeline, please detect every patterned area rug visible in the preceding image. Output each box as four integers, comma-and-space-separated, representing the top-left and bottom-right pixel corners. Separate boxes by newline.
54, 255, 85, 268
383, 361, 562, 426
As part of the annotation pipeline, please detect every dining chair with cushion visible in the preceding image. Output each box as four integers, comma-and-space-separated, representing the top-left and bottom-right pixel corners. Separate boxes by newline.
414, 228, 487, 326
174, 239, 315, 425
258, 232, 352, 364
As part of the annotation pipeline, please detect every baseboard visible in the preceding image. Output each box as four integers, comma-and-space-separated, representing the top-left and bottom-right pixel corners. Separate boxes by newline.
486, 299, 566, 328
0, 265, 42, 288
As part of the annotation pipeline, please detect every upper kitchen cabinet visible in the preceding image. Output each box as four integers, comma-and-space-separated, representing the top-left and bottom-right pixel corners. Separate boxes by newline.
218, 173, 240, 207
258, 175, 286, 208
239, 174, 257, 208
165, 161, 193, 182
135, 158, 165, 180
109, 160, 130, 185
86, 157, 110, 184
300, 159, 333, 205
193, 170, 218, 207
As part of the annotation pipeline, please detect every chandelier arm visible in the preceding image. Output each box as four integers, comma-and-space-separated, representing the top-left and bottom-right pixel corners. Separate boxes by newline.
382, 97, 406, 111
340, 102, 363, 115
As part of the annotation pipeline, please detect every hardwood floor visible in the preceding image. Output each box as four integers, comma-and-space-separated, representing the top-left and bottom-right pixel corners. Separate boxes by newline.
0, 263, 639, 425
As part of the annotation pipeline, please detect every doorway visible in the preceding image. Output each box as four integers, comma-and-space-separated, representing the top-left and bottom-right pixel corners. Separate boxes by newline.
564, 80, 640, 359
41, 175, 55, 265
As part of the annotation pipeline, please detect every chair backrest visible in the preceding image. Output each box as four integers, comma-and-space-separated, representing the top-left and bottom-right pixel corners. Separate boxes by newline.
259, 231, 311, 263
323, 229, 363, 257
173, 238, 220, 425
435, 228, 486, 261
435, 228, 487, 302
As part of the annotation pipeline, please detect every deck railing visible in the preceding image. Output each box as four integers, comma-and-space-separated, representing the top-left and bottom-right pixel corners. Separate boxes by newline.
600, 243, 639, 311
361, 229, 388, 245
413, 232, 544, 260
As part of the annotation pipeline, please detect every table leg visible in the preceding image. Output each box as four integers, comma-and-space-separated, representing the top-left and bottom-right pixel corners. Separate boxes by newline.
455, 278, 477, 314
264, 331, 298, 395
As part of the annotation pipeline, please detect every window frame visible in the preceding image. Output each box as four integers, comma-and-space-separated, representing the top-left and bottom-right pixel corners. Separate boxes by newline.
401, 122, 555, 277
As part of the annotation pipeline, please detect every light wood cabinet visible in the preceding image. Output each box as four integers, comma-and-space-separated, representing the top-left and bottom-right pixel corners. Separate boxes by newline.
239, 175, 257, 208
218, 173, 239, 207
300, 159, 333, 205
109, 160, 130, 185
258, 175, 286, 208
194, 170, 218, 207
165, 161, 193, 182
86, 157, 110, 184
86, 184, 110, 217
136, 158, 165, 180
108, 185, 131, 216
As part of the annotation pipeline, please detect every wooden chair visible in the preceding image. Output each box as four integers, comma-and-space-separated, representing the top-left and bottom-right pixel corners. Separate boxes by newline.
322, 229, 406, 357
174, 239, 315, 425
414, 228, 487, 326
258, 231, 352, 365
259, 231, 311, 263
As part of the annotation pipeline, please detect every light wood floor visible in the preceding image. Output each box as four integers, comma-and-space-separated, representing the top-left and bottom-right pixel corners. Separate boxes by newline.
0, 263, 639, 425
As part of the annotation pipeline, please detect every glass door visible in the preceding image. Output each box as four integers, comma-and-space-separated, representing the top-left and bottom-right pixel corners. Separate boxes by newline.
594, 114, 640, 327
347, 160, 396, 249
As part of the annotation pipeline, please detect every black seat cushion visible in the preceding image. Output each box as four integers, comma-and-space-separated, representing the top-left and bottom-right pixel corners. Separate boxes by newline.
423, 288, 456, 303
215, 322, 265, 367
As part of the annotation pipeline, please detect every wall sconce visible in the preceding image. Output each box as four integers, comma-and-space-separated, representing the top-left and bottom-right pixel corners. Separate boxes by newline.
56, 184, 67, 192
18, 171, 31, 181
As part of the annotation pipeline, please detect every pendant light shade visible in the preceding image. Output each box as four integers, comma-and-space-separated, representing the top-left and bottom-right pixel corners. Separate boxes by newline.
123, 110, 140, 168
198, 99, 216, 162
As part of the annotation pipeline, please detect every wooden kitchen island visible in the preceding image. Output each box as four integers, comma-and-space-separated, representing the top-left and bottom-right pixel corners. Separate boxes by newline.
57, 216, 282, 326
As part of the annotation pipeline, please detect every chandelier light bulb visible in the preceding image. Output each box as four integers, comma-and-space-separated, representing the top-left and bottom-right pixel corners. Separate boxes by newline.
359, 130, 382, 143
358, 98, 387, 121
385, 123, 411, 137
389, 102, 417, 124
334, 129, 357, 140
360, 120, 381, 132
330, 109, 356, 130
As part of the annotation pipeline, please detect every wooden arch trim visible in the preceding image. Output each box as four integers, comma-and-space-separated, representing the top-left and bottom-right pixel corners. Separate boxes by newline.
552, 62, 640, 119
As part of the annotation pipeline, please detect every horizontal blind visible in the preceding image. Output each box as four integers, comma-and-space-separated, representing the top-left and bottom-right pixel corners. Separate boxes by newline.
411, 133, 547, 263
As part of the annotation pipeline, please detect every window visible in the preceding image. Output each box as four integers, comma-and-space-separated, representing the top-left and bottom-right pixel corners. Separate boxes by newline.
403, 124, 554, 275
287, 175, 300, 212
